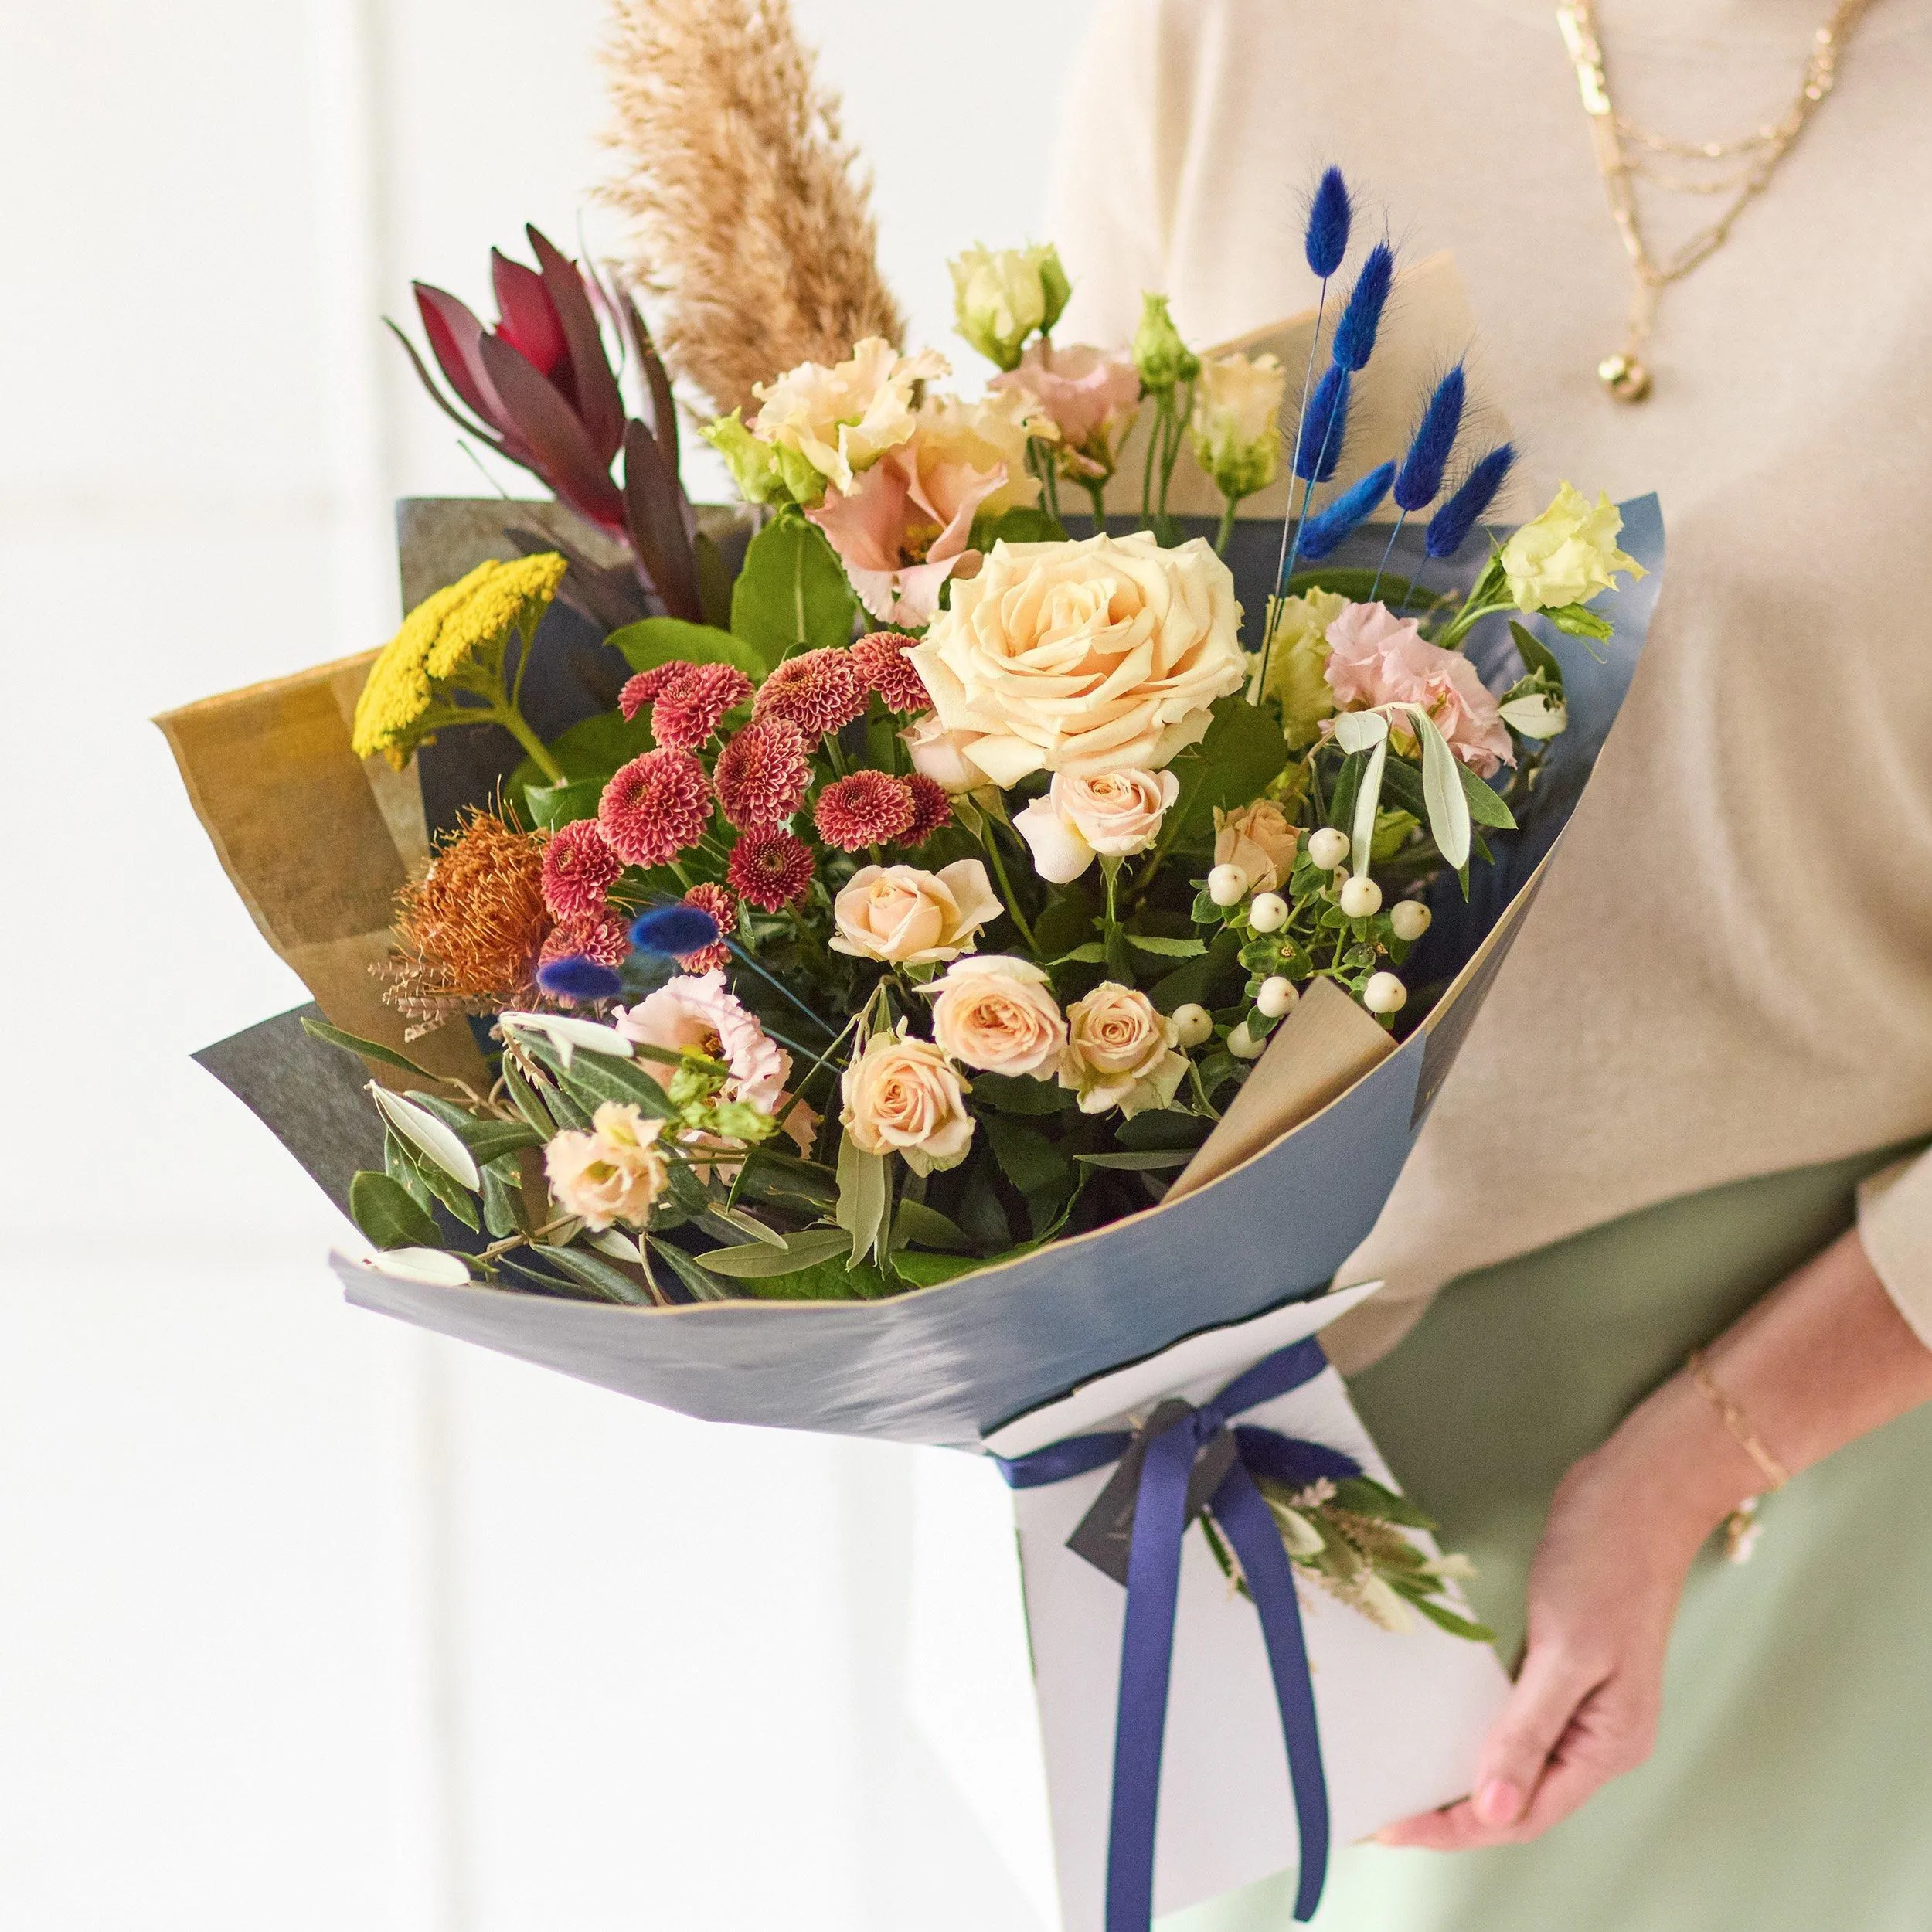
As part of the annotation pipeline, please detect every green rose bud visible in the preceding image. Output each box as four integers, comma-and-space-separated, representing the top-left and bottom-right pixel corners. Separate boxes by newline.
950, 243, 1071, 371
1131, 292, 1200, 394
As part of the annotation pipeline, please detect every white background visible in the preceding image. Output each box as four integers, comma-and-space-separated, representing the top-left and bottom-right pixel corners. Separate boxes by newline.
0, 2, 1099, 1925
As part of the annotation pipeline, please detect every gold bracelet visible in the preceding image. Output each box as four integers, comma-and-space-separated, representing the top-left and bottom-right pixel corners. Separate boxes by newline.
1688, 1347, 1791, 1493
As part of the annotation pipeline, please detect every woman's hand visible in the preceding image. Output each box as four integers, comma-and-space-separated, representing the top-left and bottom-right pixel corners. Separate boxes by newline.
1378, 1226, 1932, 1850
1376, 1438, 1710, 1848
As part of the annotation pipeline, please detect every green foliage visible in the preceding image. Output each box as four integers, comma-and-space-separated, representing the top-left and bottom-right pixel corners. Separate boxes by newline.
505, 709, 652, 825
1165, 696, 1291, 849
971, 1071, 1066, 1116
300, 1015, 433, 1079
607, 615, 767, 684
834, 1131, 892, 1267
1544, 600, 1614, 642
975, 505, 1069, 548
540, 1243, 653, 1305
1457, 760, 1518, 831
349, 1170, 441, 1250
730, 510, 860, 667
696, 1227, 855, 1278
893, 1199, 973, 1253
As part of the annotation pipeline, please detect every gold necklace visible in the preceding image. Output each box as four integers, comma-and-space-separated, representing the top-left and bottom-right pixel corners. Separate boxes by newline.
1556, 0, 1872, 401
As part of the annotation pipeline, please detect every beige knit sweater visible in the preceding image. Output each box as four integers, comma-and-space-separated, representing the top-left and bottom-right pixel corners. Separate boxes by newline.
1049, 0, 1932, 1369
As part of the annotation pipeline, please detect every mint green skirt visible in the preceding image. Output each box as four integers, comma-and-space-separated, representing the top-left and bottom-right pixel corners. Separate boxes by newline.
1165, 1145, 1932, 1932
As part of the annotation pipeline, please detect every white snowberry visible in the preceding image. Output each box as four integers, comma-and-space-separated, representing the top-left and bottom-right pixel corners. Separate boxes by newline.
1256, 976, 1299, 1019
1307, 827, 1350, 871
1389, 900, 1432, 943
1362, 971, 1408, 1015
1170, 1002, 1213, 1048
1248, 891, 1289, 933
1207, 863, 1250, 906
1339, 875, 1383, 919
1228, 1019, 1267, 1060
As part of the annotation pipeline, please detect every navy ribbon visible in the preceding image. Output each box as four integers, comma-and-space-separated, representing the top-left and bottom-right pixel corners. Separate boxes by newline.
995, 1335, 1359, 1930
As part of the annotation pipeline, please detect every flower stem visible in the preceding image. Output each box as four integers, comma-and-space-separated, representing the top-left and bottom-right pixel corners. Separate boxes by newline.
489, 702, 565, 784
1214, 495, 1238, 557
980, 822, 1039, 954
1084, 478, 1110, 535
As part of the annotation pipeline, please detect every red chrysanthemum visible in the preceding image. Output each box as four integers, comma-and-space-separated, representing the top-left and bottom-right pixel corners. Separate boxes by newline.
726, 825, 816, 912
713, 717, 811, 829
598, 747, 711, 866
676, 881, 738, 974
539, 818, 623, 922
539, 908, 631, 969
620, 661, 753, 750
900, 774, 953, 846
753, 647, 868, 739
814, 770, 916, 852
850, 631, 931, 713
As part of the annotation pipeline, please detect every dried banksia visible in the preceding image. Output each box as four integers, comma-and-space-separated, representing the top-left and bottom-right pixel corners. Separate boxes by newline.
381, 811, 553, 1036
597, 0, 904, 418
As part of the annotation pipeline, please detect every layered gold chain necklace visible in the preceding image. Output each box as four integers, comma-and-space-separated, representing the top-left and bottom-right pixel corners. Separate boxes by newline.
1556, 0, 1873, 400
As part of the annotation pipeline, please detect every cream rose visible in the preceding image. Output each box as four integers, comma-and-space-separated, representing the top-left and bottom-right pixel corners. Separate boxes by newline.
1059, 981, 1189, 1118
750, 338, 948, 497
1213, 799, 1300, 894
901, 713, 990, 794
543, 1103, 668, 1230
908, 532, 1247, 786
1189, 352, 1287, 501
829, 859, 1003, 964
841, 1026, 976, 1175
927, 956, 1067, 1078
1501, 482, 1646, 613
1014, 767, 1178, 884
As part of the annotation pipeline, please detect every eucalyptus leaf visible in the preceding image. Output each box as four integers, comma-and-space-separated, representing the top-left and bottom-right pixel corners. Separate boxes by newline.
583, 1226, 643, 1263
1330, 709, 1390, 755
1073, 1148, 1196, 1171
707, 1203, 788, 1248
366, 1246, 473, 1287
543, 1046, 677, 1121
479, 1158, 527, 1240
349, 1170, 442, 1250
498, 1012, 636, 1067
646, 1235, 739, 1303
386, 1128, 478, 1230
501, 1057, 559, 1138
1456, 760, 1518, 829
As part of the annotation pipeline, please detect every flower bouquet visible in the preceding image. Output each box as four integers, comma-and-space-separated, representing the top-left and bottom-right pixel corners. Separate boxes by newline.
162, 17, 1661, 1921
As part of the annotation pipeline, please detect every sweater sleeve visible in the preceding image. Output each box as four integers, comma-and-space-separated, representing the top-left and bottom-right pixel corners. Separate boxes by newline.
1046, 0, 1171, 345
1856, 1150, 1932, 1350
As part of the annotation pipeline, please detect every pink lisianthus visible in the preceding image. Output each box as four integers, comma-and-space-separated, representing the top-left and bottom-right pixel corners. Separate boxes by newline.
1322, 602, 1515, 778
992, 342, 1141, 481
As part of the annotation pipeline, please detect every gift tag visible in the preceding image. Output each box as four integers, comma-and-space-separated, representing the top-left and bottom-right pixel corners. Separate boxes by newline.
1065, 1400, 1237, 1586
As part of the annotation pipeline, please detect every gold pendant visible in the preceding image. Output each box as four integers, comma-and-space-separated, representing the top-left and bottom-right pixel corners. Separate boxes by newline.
1597, 352, 1651, 403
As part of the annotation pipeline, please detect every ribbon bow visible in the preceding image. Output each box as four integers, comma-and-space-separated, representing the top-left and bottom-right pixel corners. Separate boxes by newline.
994, 1335, 1361, 1930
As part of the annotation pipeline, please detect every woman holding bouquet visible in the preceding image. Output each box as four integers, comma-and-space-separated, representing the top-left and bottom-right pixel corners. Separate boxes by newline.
1053, 1, 1932, 1926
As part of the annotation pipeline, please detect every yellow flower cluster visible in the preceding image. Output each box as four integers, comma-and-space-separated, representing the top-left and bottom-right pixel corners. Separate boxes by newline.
351, 553, 569, 768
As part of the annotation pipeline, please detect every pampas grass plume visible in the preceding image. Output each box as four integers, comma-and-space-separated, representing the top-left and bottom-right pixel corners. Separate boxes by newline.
597, 0, 906, 417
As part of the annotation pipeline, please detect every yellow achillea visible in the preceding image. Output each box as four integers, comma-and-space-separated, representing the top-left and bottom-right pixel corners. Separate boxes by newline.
352, 553, 570, 770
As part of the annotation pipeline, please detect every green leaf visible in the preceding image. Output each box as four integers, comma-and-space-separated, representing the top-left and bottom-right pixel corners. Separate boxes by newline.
1126, 933, 1206, 959
1331, 1475, 1439, 1529
501, 1057, 559, 1138
706, 1203, 788, 1248
1456, 760, 1517, 831
730, 511, 860, 667
531, 1041, 677, 1121
479, 1158, 527, 1240
975, 505, 1069, 547
742, 1254, 900, 1300
1350, 733, 1388, 886
300, 1016, 434, 1079
349, 1170, 441, 1250
1166, 695, 1291, 848
606, 614, 767, 684
1074, 1148, 1196, 1171
891, 1251, 984, 1288
893, 1199, 972, 1253
1397, 1590, 1495, 1645
834, 1130, 892, 1267
1052, 941, 1107, 964
645, 1236, 737, 1302
505, 709, 653, 823
971, 1071, 1066, 1116
403, 1093, 545, 1167
540, 1243, 654, 1305
1545, 600, 1614, 641
521, 777, 606, 832
1507, 620, 1564, 687
697, 1226, 858, 1279
1409, 707, 1471, 870
369, 1084, 480, 1190
1284, 566, 1430, 608
1114, 1108, 1209, 1151
981, 1114, 1073, 1200
385, 1130, 435, 1214
1032, 889, 1097, 960
386, 1129, 479, 1231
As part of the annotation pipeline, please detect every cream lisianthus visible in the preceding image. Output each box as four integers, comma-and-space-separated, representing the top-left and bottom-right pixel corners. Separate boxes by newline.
1013, 767, 1179, 884
927, 956, 1067, 1078
747, 338, 948, 498
543, 1103, 668, 1230
1059, 982, 1189, 1117
1213, 799, 1300, 895
1265, 587, 1351, 747
1501, 482, 1647, 613
829, 859, 1003, 964
1189, 352, 1286, 501
950, 243, 1071, 371
841, 1026, 975, 1175
908, 532, 1247, 786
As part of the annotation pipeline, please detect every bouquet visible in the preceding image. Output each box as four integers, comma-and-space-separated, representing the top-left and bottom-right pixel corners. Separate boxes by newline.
161, 14, 1661, 1920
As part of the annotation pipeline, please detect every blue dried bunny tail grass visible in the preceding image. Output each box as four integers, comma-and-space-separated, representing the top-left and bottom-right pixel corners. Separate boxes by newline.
1304, 166, 1352, 278
1294, 365, 1352, 487
629, 903, 720, 957
1394, 366, 1466, 513
1296, 461, 1395, 562
536, 954, 624, 1002
1425, 442, 1516, 559
1331, 242, 1395, 374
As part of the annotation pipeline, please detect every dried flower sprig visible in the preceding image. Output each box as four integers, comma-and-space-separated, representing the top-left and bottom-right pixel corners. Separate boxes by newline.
597, 0, 904, 418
